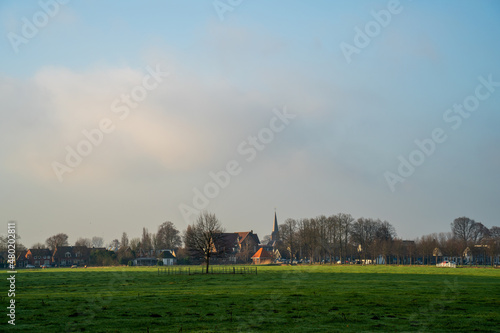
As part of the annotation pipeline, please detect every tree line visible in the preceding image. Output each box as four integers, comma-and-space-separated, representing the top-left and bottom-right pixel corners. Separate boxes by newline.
3, 214, 499, 266
278, 215, 499, 265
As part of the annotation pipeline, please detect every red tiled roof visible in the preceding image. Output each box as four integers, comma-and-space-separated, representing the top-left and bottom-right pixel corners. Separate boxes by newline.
236, 231, 260, 245
237, 232, 249, 244
251, 248, 273, 259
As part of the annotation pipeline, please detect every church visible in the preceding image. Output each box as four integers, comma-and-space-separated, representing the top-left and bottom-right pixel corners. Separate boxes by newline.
252, 212, 283, 264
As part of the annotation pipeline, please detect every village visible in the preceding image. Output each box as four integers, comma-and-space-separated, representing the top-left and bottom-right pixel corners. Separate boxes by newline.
10, 214, 500, 269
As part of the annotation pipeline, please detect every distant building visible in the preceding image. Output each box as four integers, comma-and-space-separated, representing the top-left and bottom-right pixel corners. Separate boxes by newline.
271, 212, 279, 244
251, 248, 274, 265
213, 231, 260, 263
52, 246, 90, 267
26, 248, 53, 267
159, 250, 177, 266
16, 250, 28, 268
261, 212, 282, 260
133, 257, 157, 266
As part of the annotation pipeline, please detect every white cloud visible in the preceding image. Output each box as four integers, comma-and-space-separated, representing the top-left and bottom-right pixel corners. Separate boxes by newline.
0, 62, 309, 184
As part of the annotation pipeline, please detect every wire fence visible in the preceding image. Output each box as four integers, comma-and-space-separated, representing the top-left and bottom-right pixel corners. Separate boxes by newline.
158, 266, 257, 276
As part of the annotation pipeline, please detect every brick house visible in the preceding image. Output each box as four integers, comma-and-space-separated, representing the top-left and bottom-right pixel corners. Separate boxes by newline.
251, 248, 274, 265
26, 248, 53, 267
16, 250, 28, 268
235, 231, 260, 262
52, 246, 90, 267
214, 231, 260, 263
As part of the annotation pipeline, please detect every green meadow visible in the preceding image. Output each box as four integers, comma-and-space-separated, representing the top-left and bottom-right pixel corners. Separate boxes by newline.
2, 265, 499, 332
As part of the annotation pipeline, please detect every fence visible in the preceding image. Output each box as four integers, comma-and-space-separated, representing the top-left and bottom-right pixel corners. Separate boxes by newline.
158, 266, 257, 276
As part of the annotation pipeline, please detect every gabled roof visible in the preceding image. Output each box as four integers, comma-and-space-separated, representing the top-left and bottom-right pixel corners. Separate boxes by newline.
16, 250, 28, 260
236, 231, 260, 245
161, 251, 176, 259
214, 233, 239, 251
251, 248, 273, 259
52, 246, 90, 259
27, 248, 52, 257
237, 232, 250, 243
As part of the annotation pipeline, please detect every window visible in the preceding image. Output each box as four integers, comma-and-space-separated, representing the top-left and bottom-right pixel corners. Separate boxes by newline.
65, 252, 71, 258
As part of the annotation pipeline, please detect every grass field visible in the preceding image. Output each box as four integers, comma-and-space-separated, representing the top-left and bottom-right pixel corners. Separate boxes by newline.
2, 265, 499, 332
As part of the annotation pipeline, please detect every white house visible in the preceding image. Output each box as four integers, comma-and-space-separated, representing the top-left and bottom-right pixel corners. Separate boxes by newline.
160, 250, 176, 266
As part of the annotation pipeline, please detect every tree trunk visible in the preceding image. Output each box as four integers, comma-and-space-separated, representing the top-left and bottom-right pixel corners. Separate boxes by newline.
206, 254, 210, 274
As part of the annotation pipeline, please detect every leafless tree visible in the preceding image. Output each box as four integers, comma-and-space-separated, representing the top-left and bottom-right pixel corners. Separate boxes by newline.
337, 213, 353, 263
91, 236, 104, 248
74, 237, 91, 247
109, 239, 120, 249
351, 218, 378, 261
141, 227, 153, 254
471, 222, 488, 244
451, 217, 479, 246
156, 221, 182, 250
280, 218, 298, 262
45, 233, 69, 251
120, 232, 129, 249
375, 220, 396, 264
261, 234, 272, 245
129, 237, 141, 252
325, 215, 339, 263
183, 211, 225, 273
490, 226, 500, 240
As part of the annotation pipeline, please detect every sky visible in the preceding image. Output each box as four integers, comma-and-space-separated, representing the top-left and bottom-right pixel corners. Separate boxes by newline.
1, 0, 499, 248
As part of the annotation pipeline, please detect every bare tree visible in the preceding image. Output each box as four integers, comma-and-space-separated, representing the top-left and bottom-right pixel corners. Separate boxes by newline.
471, 222, 488, 244
416, 234, 438, 265
375, 220, 396, 264
75, 237, 91, 247
45, 233, 69, 251
156, 221, 182, 250
91, 236, 104, 248
183, 211, 225, 273
337, 213, 353, 263
280, 218, 298, 262
261, 234, 272, 245
120, 232, 129, 249
451, 217, 478, 246
325, 215, 339, 263
129, 237, 141, 252
351, 218, 377, 261
109, 239, 120, 249
490, 226, 500, 240
141, 227, 153, 254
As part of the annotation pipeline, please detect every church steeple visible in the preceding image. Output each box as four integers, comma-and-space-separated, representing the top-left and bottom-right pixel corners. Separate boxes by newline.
271, 211, 279, 242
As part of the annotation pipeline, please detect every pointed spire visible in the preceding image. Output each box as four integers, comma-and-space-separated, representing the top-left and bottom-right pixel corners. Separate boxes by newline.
271, 211, 279, 242
273, 211, 278, 232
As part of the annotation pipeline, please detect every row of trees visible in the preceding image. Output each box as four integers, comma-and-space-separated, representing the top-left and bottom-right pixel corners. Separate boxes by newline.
278, 214, 398, 264
277, 215, 500, 265
17, 222, 182, 266
32, 221, 182, 252
4, 214, 499, 267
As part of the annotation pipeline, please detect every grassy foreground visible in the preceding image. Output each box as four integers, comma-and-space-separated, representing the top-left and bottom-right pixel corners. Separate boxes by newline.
1, 265, 499, 332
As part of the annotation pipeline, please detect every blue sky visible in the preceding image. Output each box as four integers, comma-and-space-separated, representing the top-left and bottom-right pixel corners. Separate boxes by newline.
1, 0, 499, 247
